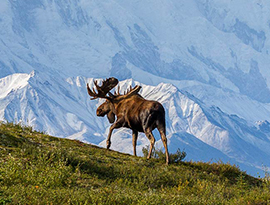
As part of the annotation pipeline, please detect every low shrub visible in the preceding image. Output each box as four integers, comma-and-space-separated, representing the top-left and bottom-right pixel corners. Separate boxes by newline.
142, 145, 186, 163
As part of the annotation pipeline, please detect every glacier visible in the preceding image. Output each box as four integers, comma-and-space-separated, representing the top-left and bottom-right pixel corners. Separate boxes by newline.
1, 0, 270, 176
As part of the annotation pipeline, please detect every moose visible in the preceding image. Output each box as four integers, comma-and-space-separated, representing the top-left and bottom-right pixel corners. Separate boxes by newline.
87, 77, 169, 164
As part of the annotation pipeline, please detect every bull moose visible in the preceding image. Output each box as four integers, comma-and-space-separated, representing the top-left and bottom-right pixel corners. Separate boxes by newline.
87, 77, 169, 164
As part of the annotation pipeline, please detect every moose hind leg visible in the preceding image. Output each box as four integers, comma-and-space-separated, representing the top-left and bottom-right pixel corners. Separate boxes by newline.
144, 128, 155, 159
158, 126, 170, 165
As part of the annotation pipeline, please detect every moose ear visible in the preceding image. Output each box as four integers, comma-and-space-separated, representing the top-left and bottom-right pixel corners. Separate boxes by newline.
107, 111, 115, 123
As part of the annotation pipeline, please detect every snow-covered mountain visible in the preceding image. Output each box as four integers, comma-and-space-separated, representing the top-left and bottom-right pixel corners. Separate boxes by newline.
1, 0, 270, 176
1, 72, 269, 176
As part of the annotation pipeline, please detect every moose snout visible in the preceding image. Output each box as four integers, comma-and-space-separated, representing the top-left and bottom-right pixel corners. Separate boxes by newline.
96, 109, 106, 117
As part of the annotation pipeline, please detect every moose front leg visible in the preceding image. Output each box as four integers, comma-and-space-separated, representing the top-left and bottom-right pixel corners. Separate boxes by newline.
132, 130, 138, 156
106, 118, 124, 149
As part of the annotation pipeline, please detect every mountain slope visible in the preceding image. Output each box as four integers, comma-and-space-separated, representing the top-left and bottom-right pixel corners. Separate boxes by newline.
1, 0, 270, 176
1, 72, 270, 176
1, 0, 270, 97
1, 0, 270, 123
1, 122, 269, 204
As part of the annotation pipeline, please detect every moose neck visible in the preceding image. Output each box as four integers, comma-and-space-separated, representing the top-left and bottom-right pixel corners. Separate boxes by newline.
109, 96, 131, 115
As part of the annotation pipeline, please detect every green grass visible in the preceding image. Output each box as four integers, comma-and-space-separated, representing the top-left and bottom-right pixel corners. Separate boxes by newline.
1, 122, 270, 204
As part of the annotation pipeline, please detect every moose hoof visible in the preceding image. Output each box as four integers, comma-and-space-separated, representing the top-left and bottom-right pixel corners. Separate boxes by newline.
106, 141, 111, 149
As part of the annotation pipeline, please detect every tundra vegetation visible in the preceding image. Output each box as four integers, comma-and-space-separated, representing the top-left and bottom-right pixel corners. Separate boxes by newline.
0, 122, 270, 204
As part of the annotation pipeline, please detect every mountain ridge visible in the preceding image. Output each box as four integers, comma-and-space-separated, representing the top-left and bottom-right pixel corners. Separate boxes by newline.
1, 71, 269, 176
1, 0, 270, 176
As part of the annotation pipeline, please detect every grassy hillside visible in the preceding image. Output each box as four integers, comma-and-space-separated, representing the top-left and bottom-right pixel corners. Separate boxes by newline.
0, 122, 270, 205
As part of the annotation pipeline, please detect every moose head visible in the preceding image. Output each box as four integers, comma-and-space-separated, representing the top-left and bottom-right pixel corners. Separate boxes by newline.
87, 77, 141, 123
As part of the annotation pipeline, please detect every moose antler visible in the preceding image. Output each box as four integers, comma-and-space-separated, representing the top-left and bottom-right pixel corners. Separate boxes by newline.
127, 85, 141, 95
87, 77, 119, 100
114, 86, 121, 96
120, 85, 142, 99
112, 84, 142, 98
124, 85, 132, 95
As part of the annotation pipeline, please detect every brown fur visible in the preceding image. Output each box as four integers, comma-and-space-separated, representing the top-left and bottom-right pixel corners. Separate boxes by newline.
87, 78, 169, 164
